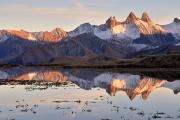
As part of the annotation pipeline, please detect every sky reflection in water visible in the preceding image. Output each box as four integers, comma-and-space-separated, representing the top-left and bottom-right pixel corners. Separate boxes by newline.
0, 67, 180, 120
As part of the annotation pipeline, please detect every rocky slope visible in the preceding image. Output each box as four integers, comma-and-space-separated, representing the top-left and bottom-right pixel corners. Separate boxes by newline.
0, 27, 68, 42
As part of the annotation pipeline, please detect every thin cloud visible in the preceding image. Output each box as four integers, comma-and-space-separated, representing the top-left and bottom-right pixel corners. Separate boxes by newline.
0, 3, 109, 24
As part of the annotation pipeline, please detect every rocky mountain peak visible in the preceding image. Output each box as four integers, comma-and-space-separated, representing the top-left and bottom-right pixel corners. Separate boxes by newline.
33, 28, 68, 42
141, 12, 152, 23
125, 12, 139, 23
52, 27, 67, 35
105, 16, 120, 28
174, 18, 180, 23
51, 27, 68, 40
52, 27, 65, 32
79, 23, 92, 27
75, 23, 93, 31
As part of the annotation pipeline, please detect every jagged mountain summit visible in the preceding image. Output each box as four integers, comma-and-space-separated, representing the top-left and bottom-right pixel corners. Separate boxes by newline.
68, 12, 169, 41
141, 12, 153, 23
0, 12, 180, 64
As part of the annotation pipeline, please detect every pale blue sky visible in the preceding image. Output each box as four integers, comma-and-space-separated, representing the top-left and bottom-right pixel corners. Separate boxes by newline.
0, 0, 179, 31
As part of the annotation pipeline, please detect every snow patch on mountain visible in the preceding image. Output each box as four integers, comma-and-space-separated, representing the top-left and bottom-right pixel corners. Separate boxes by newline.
69, 23, 140, 40
0, 35, 9, 43
163, 22, 180, 39
93, 28, 112, 40
112, 24, 140, 39
68, 23, 93, 38
28, 34, 36, 41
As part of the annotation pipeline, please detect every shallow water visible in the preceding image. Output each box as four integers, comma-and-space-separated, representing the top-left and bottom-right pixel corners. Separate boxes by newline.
0, 67, 180, 120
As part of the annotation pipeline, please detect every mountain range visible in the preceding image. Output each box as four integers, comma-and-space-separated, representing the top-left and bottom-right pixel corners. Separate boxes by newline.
0, 12, 180, 64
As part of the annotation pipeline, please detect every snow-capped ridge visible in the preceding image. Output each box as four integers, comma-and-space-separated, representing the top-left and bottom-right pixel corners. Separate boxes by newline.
68, 12, 168, 41
163, 18, 180, 39
77, 23, 92, 29
0, 12, 180, 43
68, 23, 94, 38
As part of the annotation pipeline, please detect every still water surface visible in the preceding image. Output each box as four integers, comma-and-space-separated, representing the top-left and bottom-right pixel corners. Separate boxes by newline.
0, 67, 180, 120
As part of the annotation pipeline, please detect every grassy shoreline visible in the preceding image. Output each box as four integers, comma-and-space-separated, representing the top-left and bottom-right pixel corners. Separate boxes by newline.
0, 54, 180, 69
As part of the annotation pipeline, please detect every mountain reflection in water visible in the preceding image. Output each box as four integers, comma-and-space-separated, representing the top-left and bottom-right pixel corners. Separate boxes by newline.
0, 67, 179, 101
